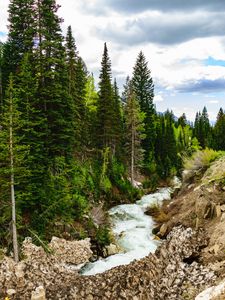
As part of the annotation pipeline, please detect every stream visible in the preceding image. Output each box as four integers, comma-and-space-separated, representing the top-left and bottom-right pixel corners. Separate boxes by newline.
81, 178, 181, 276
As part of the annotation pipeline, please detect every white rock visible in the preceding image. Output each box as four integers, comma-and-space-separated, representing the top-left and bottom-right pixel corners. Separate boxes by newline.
195, 279, 225, 300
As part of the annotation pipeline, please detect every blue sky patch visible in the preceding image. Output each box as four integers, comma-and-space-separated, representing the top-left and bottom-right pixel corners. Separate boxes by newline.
205, 56, 225, 67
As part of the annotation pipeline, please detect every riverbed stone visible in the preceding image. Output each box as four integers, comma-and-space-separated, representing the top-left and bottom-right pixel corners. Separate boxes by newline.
0, 226, 216, 300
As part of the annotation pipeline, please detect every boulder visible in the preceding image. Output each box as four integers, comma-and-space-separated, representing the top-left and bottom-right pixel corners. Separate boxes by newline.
49, 237, 92, 265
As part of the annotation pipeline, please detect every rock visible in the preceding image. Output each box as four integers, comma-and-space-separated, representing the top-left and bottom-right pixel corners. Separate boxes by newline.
49, 237, 92, 265
104, 243, 121, 256
195, 196, 210, 220
209, 244, 220, 255
221, 213, 225, 222
152, 225, 161, 235
22, 237, 46, 259
31, 286, 46, 300
7, 289, 16, 296
220, 204, 225, 212
215, 205, 221, 218
195, 279, 225, 300
158, 223, 168, 238
0, 226, 216, 300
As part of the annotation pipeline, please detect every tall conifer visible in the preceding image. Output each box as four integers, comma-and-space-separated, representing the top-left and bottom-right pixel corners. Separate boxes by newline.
97, 43, 115, 150
132, 51, 155, 166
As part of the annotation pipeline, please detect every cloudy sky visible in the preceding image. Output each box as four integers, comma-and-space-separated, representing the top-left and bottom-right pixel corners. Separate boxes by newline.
1, 0, 225, 121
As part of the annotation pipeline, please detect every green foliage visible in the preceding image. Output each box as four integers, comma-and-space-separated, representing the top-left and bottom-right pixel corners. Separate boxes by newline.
96, 225, 111, 247
184, 148, 222, 172
27, 229, 53, 254
183, 148, 223, 183
213, 108, 225, 151
131, 51, 155, 163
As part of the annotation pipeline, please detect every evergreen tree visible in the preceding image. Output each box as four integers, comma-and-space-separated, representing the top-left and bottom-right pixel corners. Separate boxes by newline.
177, 113, 187, 128
112, 79, 123, 157
84, 74, 99, 149
131, 51, 155, 167
0, 74, 29, 260
124, 88, 145, 185
97, 43, 115, 150
65, 26, 87, 151
2, 0, 35, 90
121, 76, 130, 105
155, 111, 178, 178
214, 108, 225, 150
194, 107, 211, 148
74, 57, 88, 148
65, 25, 78, 95
35, 0, 74, 158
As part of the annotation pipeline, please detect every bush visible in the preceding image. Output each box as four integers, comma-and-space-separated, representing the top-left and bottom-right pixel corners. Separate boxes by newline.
183, 148, 222, 183
96, 225, 111, 247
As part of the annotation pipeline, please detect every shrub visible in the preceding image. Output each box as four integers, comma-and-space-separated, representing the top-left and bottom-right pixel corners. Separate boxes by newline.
183, 148, 222, 183
96, 225, 111, 247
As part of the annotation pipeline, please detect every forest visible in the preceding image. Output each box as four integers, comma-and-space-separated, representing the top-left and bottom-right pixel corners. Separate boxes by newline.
0, 0, 225, 260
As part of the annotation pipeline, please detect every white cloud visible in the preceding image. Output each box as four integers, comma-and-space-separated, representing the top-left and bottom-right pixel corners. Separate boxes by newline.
154, 95, 164, 102
208, 100, 219, 104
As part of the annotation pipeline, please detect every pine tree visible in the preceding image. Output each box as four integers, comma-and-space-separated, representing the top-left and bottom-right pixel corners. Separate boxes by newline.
124, 88, 145, 185
0, 74, 29, 261
112, 79, 123, 157
2, 0, 35, 90
65, 25, 78, 95
194, 107, 211, 148
214, 108, 225, 150
122, 76, 130, 105
84, 74, 99, 149
97, 43, 115, 150
131, 51, 155, 166
74, 57, 88, 147
65, 26, 87, 151
35, 0, 74, 158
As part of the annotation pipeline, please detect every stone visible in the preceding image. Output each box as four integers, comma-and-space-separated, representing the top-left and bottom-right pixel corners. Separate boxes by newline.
31, 286, 46, 300
0, 226, 216, 300
104, 243, 121, 256
7, 289, 16, 296
215, 205, 221, 218
195, 279, 225, 300
220, 205, 225, 212
209, 244, 220, 255
158, 223, 168, 238
195, 197, 210, 220
221, 213, 225, 222
49, 237, 92, 265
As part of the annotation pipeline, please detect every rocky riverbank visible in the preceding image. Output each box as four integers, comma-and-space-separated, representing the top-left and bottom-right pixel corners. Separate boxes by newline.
2, 156, 225, 299
0, 226, 217, 299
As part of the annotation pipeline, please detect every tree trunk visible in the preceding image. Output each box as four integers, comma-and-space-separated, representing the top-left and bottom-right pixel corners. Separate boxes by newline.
9, 88, 19, 263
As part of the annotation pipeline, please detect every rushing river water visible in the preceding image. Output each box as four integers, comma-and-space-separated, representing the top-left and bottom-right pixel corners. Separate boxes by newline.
81, 178, 181, 276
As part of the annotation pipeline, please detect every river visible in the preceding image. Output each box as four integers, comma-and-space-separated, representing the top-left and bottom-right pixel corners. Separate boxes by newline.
81, 178, 181, 276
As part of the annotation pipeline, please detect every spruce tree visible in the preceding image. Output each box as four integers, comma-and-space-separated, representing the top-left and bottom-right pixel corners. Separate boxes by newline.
124, 88, 145, 185
0, 74, 29, 261
214, 108, 225, 150
131, 51, 155, 167
194, 107, 211, 148
112, 79, 123, 157
35, 0, 74, 158
97, 43, 115, 150
65, 26, 87, 151
2, 0, 35, 89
